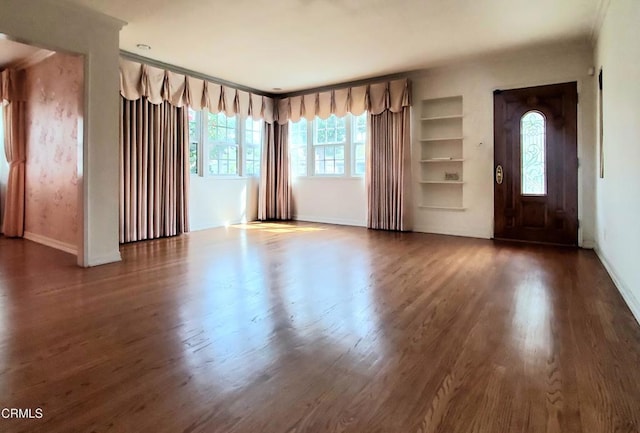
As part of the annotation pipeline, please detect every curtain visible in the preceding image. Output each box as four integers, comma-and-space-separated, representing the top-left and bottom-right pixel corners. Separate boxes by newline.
258, 122, 291, 220
367, 108, 412, 231
120, 96, 189, 243
119, 58, 275, 122
275, 78, 411, 124
1, 69, 26, 237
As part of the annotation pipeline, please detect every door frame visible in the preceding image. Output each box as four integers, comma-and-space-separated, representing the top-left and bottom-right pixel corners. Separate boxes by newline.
491, 78, 589, 247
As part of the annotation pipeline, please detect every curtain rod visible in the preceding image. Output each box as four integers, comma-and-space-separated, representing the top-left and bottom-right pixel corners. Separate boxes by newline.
119, 50, 275, 98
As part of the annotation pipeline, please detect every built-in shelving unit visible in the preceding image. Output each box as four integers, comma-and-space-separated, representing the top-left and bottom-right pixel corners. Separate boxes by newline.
418, 96, 465, 210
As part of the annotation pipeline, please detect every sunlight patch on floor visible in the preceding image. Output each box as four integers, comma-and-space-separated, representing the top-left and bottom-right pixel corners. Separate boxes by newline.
231, 222, 326, 233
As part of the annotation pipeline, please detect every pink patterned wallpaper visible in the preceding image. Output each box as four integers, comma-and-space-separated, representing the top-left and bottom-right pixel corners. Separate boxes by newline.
24, 53, 83, 249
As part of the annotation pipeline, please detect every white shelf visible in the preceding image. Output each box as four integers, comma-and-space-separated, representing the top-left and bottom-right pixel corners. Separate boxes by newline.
419, 205, 466, 211
420, 115, 463, 121
418, 96, 464, 211
420, 137, 464, 142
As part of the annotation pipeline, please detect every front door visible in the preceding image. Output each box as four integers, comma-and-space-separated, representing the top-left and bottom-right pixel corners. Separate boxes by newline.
493, 82, 578, 246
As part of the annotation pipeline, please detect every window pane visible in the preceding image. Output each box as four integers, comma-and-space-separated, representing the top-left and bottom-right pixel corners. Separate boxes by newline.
188, 108, 199, 140
288, 121, 308, 177
189, 142, 198, 174
325, 146, 334, 158
317, 127, 327, 144
353, 112, 367, 143
208, 112, 238, 146
209, 160, 219, 175
314, 115, 347, 145
521, 111, 546, 195
327, 127, 336, 143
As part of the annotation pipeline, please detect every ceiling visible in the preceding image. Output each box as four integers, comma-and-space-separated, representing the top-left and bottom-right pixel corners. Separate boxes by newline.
63, 0, 603, 93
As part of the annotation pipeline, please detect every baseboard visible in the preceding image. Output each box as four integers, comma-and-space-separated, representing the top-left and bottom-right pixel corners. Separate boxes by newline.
23, 231, 77, 255
86, 251, 122, 267
293, 214, 366, 227
581, 239, 596, 249
412, 224, 490, 239
595, 246, 640, 325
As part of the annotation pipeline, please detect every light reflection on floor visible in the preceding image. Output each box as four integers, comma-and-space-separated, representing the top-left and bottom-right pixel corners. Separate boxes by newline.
179, 222, 382, 393
511, 266, 553, 371
232, 222, 326, 234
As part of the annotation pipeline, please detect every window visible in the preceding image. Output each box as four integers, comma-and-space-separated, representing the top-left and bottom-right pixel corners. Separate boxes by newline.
520, 111, 546, 195
244, 118, 262, 176
188, 108, 200, 174
314, 115, 346, 175
289, 119, 308, 176
289, 113, 367, 178
207, 112, 238, 176
188, 110, 262, 178
352, 113, 367, 175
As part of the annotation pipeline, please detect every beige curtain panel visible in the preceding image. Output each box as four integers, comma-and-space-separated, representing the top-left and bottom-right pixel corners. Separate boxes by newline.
367, 108, 413, 232
120, 96, 190, 243
119, 58, 275, 122
259, 122, 291, 220
275, 78, 411, 123
1, 69, 27, 237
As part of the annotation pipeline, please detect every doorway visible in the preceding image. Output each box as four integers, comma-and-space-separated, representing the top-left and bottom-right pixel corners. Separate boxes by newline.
493, 82, 578, 246
0, 37, 84, 260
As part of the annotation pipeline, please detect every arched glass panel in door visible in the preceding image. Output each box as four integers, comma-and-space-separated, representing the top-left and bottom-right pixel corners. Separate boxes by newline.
520, 111, 546, 195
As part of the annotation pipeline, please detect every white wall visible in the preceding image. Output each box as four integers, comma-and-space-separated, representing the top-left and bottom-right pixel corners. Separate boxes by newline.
410, 42, 597, 245
594, 0, 640, 322
292, 177, 367, 227
189, 177, 258, 231
0, 0, 124, 266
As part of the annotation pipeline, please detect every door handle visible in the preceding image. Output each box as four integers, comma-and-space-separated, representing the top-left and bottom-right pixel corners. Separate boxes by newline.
496, 165, 504, 185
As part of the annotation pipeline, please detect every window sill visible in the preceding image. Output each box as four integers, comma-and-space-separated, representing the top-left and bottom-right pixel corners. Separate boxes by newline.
191, 174, 260, 180
292, 176, 365, 181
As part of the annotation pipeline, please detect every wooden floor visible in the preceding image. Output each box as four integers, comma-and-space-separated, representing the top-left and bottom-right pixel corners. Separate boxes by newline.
0, 222, 639, 433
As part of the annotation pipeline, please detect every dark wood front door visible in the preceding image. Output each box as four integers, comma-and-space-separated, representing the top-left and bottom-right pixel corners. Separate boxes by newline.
494, 82, 578, 246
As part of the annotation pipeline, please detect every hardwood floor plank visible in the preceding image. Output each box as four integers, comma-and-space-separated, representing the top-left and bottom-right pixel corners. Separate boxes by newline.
0, 223, 639, 433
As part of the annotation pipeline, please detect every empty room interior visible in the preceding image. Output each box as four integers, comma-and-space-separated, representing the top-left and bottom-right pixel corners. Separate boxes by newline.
0, 0, 639, 432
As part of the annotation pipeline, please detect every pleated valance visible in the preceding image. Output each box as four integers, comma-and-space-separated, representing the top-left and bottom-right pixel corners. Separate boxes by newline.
275, 78, 411, 124
0, 69, 26, 103
119, 58, 276, 123
119, 58, 410, 125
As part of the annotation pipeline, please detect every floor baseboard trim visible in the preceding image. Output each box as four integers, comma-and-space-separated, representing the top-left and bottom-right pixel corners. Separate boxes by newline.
24, 231, 77, 256
413, 225, 490, 239
293, 215, 366, 227
595, 247, 640, 325
86, 251, 122, 267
